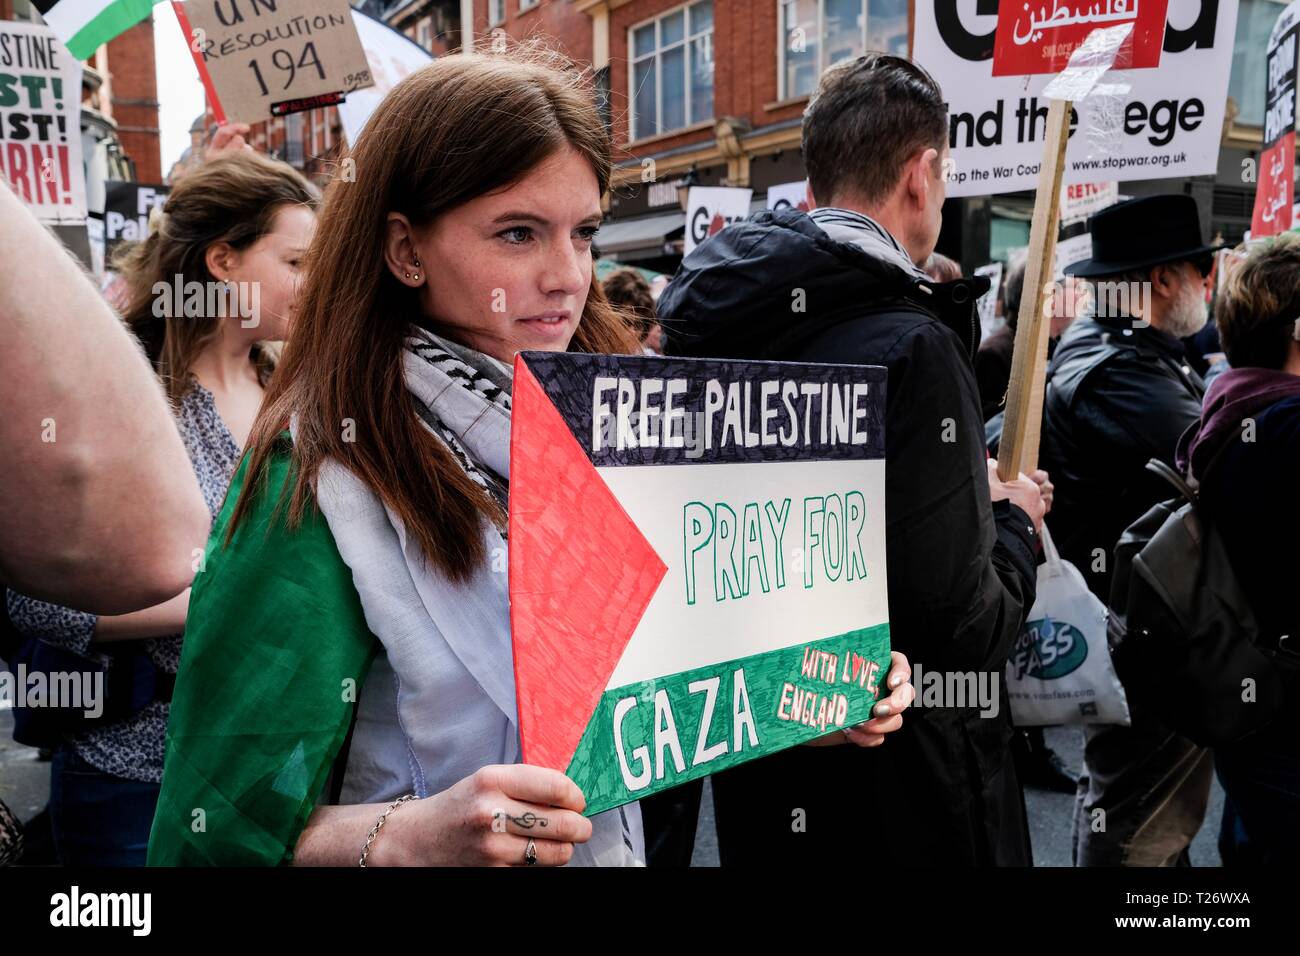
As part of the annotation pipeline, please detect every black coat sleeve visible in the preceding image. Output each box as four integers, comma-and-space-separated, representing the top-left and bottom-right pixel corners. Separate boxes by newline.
802, 316, 1038, 673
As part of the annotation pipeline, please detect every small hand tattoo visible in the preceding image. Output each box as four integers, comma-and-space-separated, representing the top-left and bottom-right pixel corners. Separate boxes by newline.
496, 810, 548, 829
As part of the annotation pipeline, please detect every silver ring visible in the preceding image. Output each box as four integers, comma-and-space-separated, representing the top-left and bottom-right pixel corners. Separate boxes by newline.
524, 839, 538, 866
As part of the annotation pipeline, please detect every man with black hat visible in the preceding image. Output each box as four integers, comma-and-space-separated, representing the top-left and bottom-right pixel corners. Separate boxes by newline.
1039, 193, 1221, 866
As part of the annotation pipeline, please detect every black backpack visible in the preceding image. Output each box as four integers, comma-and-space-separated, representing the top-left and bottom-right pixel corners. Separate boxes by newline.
1108, 459, 1299, 747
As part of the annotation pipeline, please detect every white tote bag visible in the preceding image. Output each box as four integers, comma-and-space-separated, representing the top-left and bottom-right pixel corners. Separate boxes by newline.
1006, 525, 1131, 726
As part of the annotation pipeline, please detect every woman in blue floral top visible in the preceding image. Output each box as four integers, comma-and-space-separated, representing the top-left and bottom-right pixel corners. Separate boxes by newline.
5, 150, 318, 865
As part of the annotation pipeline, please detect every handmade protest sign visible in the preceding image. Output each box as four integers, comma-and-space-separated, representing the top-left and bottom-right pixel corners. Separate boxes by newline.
509, 353, 891, 814
104, 181, 169, 256
0, 20, 85, 224
914, 1, 1236, 197
1250, 1, 1300, 238
181, 0, 375, 123
683, 186, 752, 254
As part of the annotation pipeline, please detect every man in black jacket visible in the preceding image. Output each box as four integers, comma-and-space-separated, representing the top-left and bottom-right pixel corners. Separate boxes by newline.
657, 52, 1046, 866
1040, 194, 1220, 866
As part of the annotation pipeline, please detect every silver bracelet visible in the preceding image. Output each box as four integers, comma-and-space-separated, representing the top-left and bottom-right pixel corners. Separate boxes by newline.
359, 793, 416, 867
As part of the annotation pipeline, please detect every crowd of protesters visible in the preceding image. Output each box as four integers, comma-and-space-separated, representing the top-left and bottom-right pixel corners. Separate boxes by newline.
0, 42, 1295, 868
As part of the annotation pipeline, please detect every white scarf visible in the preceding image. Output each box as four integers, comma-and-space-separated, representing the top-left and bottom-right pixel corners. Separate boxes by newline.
311, 327, 644, 866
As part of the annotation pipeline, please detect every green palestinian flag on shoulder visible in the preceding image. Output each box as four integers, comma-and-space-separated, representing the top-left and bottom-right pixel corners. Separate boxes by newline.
148, 437, 378, 866
32, 1, 164, 60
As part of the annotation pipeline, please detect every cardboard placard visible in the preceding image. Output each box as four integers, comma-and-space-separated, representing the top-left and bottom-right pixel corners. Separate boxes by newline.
509, 352, 891, 814
182, 0, 375, 123
0, 20, 86, 224
104, 181, 170, 256
684, 186, 752, 255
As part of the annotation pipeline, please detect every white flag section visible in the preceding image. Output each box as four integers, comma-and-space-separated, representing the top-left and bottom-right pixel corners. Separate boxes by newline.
336, 9, 433, 144
913, 2, 1238, 197
684, 186, 753, 255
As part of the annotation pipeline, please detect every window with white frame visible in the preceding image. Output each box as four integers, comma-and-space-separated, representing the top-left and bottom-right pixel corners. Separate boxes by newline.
780, 0, 909, 101
629, 0, 714, 141
490, 0, 506, 25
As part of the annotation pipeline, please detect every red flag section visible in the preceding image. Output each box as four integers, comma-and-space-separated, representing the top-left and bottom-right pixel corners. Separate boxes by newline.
509, 358, 667, 772
992, 0, 1168, 77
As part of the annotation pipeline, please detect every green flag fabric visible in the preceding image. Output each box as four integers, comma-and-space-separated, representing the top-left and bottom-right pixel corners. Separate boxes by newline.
148, 436, 377, 866
33, 1, 165, 60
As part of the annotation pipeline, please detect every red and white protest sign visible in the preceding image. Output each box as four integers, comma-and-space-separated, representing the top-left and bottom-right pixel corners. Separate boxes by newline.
1060, 181, 1118, 226
0, 20, 86, 224
992, 0, 1169, 77
1251, 2, 1300, 238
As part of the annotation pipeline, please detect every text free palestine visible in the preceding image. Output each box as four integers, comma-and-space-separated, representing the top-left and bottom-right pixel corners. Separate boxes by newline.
592, 377, 876, 452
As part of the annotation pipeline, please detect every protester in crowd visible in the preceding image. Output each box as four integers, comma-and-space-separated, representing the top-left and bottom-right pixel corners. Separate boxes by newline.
601, 266, 663, 354
1176, 233, 1300, 865
147, 48, 913, 869
0, 183, 209, 614
923, 251, 962, 283
5, 152, 319, 865
658, 52, 1045, 867
1040, 194, 1219, 866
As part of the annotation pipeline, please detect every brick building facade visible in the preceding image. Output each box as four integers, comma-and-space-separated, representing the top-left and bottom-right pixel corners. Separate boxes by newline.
167, 1, 1287, 265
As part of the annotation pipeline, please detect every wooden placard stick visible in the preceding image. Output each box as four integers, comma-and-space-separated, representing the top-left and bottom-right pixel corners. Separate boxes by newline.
996, 97, 1072, 482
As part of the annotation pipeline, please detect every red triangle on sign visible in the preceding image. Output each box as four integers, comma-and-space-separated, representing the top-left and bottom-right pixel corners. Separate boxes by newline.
509, 358, 667, 773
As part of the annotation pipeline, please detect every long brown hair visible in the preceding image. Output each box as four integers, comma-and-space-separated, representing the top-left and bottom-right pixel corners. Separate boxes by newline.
115, 152, 319, 404
230, 45, 640, 581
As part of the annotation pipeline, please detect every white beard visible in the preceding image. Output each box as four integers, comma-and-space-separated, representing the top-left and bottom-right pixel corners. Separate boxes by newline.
1161, 277, 1209, 340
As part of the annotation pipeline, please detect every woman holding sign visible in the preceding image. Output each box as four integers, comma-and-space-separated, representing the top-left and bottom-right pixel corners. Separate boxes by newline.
148, 45, 912, 868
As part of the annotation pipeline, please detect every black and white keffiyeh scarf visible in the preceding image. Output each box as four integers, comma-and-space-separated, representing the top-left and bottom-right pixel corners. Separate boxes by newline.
405, 327, 514, 516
